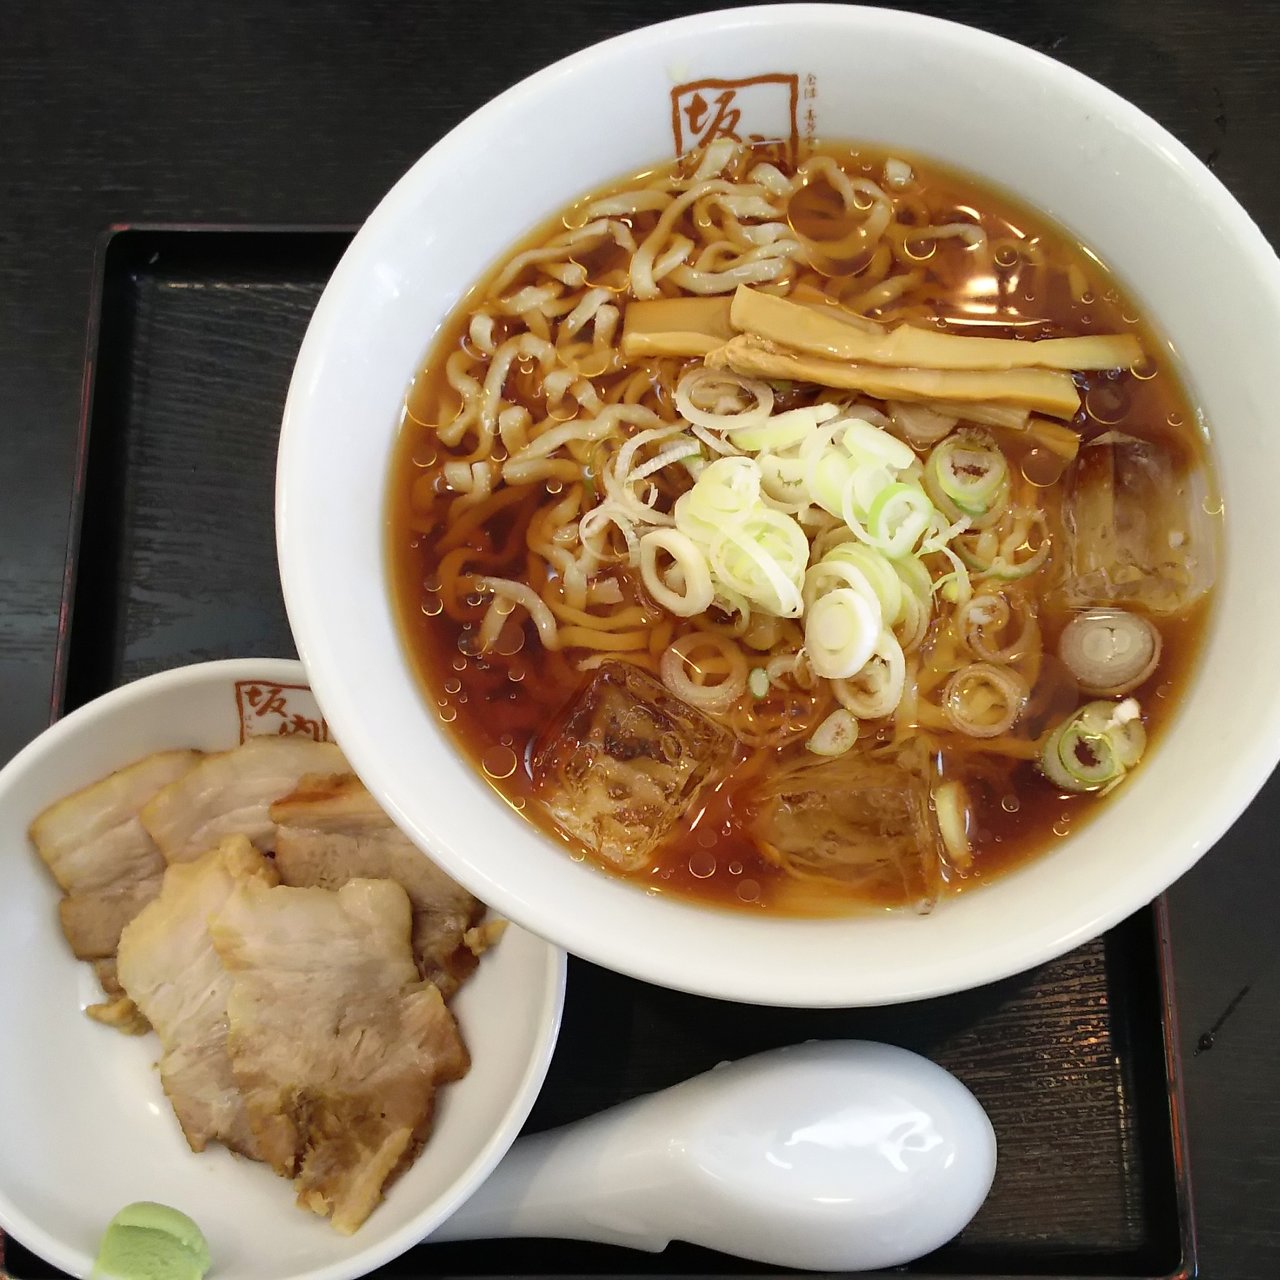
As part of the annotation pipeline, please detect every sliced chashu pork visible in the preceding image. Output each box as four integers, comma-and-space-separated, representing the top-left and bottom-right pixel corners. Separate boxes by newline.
140, 737, 347, 863
29, 748, 202, 955
212, 877, 469, 1233
270, 773, 486, 998
89, 960, 149, 1034
117, 835, 278, 1157
28, 748, 202, 1027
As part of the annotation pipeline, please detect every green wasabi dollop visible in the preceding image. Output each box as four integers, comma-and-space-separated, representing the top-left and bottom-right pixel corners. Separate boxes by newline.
91, 1202, 211, 1280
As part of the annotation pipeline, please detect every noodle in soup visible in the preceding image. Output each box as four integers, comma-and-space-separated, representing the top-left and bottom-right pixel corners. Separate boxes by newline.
388, 140, 1219, 915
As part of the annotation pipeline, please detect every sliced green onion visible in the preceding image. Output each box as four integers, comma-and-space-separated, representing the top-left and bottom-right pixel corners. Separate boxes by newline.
933, 780, 973, 869
756, 451, 811, 508
639, 529, 715, 617
866, 482, 933, 558
1040, 698, 1147, 793
943, 662, 1028, 738
954, 508, 1051, 581
849, 461, 898, 517
924, 429, 1010, 520
709, 510, 808, 618
731, 403, 838, 452
1058, 609, 1161, 695
841, 417, 918, 471
805, 587, 880, 678
675, 367, 774, 433
810, 542, 905, 627
894, 551, 933, 604
1043, 721, 1121, 789
806, 707, 859, 756
957, 591, 1039, 664
1103, 698, 1147, 766
673, 457, 809, 620
807, 442, 855, 518
832, 629, 906, 718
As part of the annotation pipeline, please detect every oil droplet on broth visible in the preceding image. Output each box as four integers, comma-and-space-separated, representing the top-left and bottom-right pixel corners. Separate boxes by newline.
696, 827, 717, 849
438, 705, 458, 724
1130, 355, 1158, 381
444, 678, 462, 695
452, 655, 468, 672
1001, 795, 1021, 813
482, 745, 519, 780
420, 594, 443, 617
728, 860, 743, 876
1052, 820, 1070, 837
1085, 381, 1130, 425
1021, 448, 1066, 487
562, 199, 591, 231
737, 879, 761, 903
688, 850, 717, 880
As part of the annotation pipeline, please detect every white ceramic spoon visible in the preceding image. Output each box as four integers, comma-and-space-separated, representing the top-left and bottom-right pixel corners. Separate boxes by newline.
430, 1040, 996, 1271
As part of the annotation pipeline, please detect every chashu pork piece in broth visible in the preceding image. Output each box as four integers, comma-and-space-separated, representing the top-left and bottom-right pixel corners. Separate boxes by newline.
1060, 431, 1218, 616
755, 754, 944, 911
140, 737, 347, 863
117, 835, 278, 1157
28, 748, 203, 1028
269, 773, 486, 998
212, 877, 469, 1234
531, 663, 735, 872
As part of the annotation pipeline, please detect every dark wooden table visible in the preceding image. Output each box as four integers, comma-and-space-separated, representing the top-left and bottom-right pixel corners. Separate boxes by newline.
2, 1, 1278, 1276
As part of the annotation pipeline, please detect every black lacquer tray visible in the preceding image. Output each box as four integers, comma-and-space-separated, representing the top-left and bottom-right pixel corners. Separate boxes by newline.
0, 227, 1195, 1280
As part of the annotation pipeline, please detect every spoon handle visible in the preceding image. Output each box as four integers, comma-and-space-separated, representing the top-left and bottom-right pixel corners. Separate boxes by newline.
428, 1100, 674, 1251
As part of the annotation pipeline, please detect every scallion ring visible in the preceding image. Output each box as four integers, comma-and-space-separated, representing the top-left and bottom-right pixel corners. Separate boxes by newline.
1039, 699, 1147, 792
942, 662, 1028, 738
805, 588, 880, 679
924, 429, 1011, 525
638, 529, 715, 617
806, 707, 860, 757
956, 591, 1039, 664
832, 629, 907, 718
1058, 609, 1161, 695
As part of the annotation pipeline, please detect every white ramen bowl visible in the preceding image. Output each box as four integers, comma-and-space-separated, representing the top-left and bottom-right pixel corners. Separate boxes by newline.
278, 5, 1280, 1006
0, 659, 566, 1280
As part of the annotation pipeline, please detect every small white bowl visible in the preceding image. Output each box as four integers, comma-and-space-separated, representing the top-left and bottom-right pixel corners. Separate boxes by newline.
0, 659, 566, 1280
277, 5, 1280, 1006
